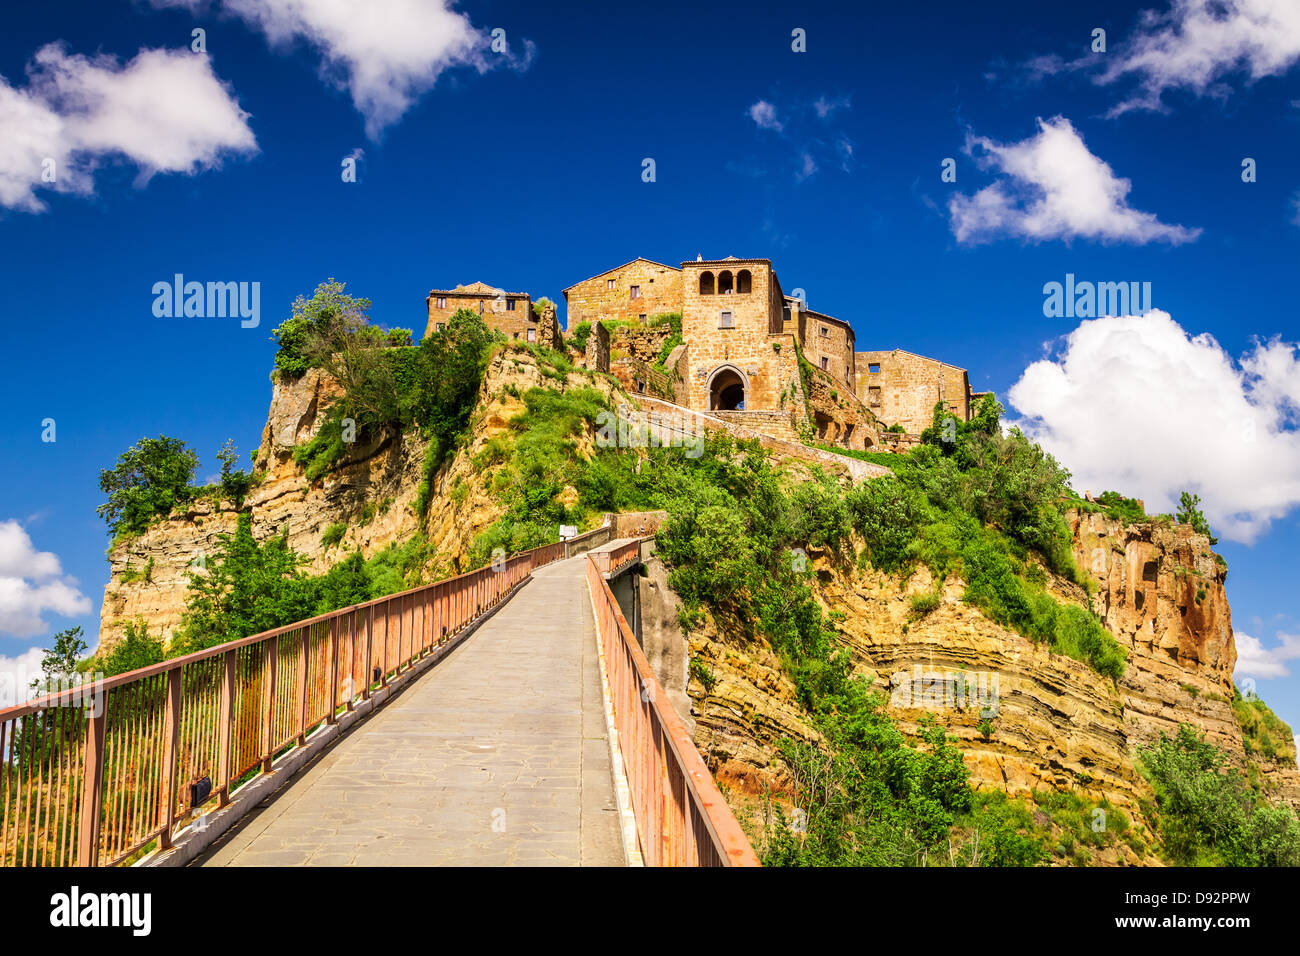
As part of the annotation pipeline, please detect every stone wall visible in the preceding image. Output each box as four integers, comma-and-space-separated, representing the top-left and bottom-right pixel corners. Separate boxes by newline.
611, 324, 674, 364
587, 320, 610, 373
855, 349, 971, 433
563, 258, 683, 329
534, 299, 563, 351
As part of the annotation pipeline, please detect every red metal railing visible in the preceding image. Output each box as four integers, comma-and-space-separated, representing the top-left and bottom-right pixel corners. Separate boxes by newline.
585, 550, 760, 867
0, 533, 600, 867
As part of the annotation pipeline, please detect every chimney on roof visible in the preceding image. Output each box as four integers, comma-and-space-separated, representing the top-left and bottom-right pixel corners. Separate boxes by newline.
696, 254, 703, 261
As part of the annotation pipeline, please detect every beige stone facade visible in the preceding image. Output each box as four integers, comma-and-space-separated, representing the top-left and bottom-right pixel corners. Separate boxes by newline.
679, 258, 800, 413
855, 349, 973, 433
798, 305, 856, 392
425, 281, 536, 342
562, 258, 683, 328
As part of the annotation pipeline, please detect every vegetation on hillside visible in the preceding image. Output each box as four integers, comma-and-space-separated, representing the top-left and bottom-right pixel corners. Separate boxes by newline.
1138, 723, 1300, 866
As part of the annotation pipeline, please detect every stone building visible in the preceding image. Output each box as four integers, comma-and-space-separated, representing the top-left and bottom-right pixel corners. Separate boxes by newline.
679, 257, 797, 413
854, 349, 975, 433
793, 302, 856, 390
561, 254, 879, 447
562, 258, 683, 328
425, 281, 536, 342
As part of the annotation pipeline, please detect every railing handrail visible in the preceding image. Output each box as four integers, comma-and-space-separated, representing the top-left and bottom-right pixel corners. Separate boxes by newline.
2, 524, 611, 721
585, 549, 760, 867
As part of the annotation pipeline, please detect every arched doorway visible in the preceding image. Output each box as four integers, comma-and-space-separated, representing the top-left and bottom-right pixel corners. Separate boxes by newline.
707, 365, 748, 410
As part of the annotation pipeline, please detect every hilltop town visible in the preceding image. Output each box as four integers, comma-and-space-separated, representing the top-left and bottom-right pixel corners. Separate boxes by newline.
427, 256, 989, 451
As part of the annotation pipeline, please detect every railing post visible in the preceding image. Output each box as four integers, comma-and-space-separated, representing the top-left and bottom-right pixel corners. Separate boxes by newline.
159, 665, 182, 850
380, 605, 390, 688
296, 628, 309, 746
326, 617, 340, 724
345, 611, 357, 711
77, 689, 108, 867
361, 606, 373, 701
217, 649, 235, 806
261, 637, 278, 772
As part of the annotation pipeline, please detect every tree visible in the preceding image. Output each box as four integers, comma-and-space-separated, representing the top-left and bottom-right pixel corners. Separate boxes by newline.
217, 438, 253, 507
270, 278, 373, 378
176, 513, 312, 652
97, 436, 199, 536
407, 308, 498, 468
100, 619, 165, 677
32, 626, 88, 692
1176, 491, 1218, 545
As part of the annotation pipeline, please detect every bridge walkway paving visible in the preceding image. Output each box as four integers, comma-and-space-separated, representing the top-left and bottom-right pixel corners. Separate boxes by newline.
197, 556, 625, 867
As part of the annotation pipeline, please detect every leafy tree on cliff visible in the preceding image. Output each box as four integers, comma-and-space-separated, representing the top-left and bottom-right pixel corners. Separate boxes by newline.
407, 307, 498, 468
97, 435, 200, 536
1176, 491, 1218, 545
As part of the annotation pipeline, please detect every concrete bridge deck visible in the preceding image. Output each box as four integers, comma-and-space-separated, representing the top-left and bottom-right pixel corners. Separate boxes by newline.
197, 556, 625, 867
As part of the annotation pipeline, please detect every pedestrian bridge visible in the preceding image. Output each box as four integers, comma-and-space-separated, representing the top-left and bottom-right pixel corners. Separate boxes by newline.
0, 529, 759, 867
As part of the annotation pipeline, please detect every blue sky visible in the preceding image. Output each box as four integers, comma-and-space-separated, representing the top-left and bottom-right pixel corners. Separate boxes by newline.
2, 1, 1300, 733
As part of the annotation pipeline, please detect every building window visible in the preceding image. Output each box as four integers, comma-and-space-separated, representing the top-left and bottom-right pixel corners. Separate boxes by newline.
719, 311, 734, 328
699, 271, 715, 295
868, 363, 880, 373
639, 314, 646, 322
737, 270, 752, 294
527, 328, 536, 342
478, 300, 485, 313
820, 356, 829, 370
607, 279, 615, 290
506, 299, 516, 311
868, 386, 881, 406
630, 285, 641, 299
435, 297, 446, 309
718, 271, 734, 295
820, 326, 829, 337
435, 323, 445, 332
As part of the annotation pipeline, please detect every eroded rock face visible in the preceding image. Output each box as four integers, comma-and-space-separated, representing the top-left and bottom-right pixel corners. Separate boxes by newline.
678, 509, 1300, 819
1072, 510, 1299, 807
99, 349, 624, 651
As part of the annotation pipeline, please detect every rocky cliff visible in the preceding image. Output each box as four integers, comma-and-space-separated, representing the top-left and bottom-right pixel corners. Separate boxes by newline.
99, 349, 622, 650
668, 506, 1299, 827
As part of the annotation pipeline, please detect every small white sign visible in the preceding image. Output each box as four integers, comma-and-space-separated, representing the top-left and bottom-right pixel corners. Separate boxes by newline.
559, 525, 577, 540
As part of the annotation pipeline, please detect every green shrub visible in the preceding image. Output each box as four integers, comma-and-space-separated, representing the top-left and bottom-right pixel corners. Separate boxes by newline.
97, 436, 200, 535
910, 590, 941, 617
1139, 724, 1300, 866
321, 522, 347, 548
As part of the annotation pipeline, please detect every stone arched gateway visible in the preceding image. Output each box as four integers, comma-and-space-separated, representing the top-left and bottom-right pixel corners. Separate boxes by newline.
706, 364, 749, 411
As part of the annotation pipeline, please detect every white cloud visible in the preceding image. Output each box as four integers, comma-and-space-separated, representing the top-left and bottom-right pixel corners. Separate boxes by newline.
0, 43, 256, 213
796, 151, 817, 181
150, 0, 532, 139
747, 100, 783, 132
1097, 0, 1300, 115
0, 647, 46, 709
1235, 631, 1300, 678
0, 521, 90, 638
1008, 311, 1300, 543
744, 95, 855, 181
813, 94, 850, 119
949, 116, 1201, 245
